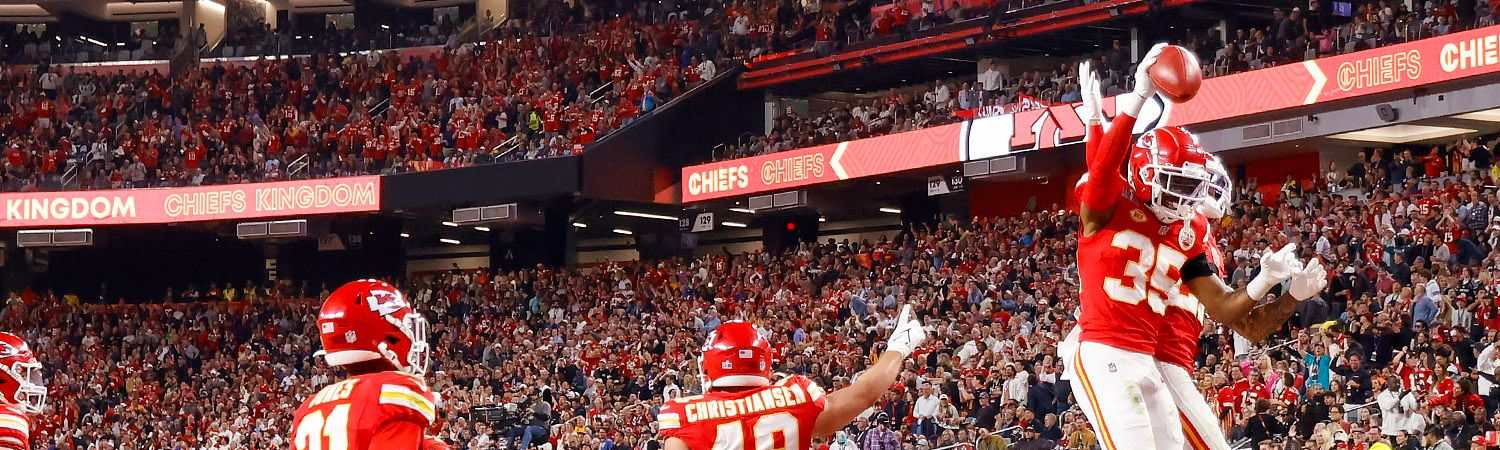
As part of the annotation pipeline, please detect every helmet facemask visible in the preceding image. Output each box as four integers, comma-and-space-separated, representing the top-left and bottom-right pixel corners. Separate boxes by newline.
395, 312, 430, 377
1, 360, 44, 414
1143, 161, 1218, 223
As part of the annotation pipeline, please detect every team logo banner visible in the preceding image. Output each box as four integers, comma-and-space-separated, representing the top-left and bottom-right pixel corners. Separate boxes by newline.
1169, 24, 1500, 126
681, 123, 963, 203
0, 177, 381, 227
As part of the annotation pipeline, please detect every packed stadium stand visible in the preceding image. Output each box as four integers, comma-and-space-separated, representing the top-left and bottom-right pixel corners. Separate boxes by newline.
11, 137, 1500, 449
11, 0, 1500, 449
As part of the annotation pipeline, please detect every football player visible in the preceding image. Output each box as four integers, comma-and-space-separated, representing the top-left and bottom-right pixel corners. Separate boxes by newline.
291, 279, 449, 450
1070, 49, 1328, 450
0, 332, 43, 450
657, 305, 927, 450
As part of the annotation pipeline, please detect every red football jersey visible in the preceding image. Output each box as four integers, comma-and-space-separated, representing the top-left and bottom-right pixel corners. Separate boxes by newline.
657, 375, 827, 450
1155, 224, 1222, 370
0, 404, 30, 450
1078, 196, 1210, 354
290, 371, 438, 450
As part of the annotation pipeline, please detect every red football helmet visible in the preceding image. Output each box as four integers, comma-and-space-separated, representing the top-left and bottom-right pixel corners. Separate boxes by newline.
317, 279, 430, 376
1128, 126, 1230, 222
0, 332, 44, 413
699, 321, 772, 389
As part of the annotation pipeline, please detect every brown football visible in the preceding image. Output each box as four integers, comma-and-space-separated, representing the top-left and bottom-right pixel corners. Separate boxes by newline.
1147, 45, 1202, 103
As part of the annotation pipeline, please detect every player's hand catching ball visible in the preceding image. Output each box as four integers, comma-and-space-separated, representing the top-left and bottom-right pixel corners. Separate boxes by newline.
884, 305, 928, 358
1078, 61, 1104, 125
1132, 43, 1170, 100
1289, 257, 1329, 301
1247, 243, 1301, 300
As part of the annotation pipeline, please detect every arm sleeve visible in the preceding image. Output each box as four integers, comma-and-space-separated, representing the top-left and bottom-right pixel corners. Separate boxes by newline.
1079, 114, 1138, 212
1180, 254, 1219, 281
1084, 122, 1104, 163
656, 402, 688, 439
379, 378, 438, 427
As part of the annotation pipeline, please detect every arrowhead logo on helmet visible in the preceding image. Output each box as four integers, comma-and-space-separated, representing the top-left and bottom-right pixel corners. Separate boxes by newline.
317, 279, 431, 377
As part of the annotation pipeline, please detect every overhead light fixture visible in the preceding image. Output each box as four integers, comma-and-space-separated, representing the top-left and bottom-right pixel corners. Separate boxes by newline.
879, 207, 902, 214
612, 228, 634, 235
474, 226, 490, 232
400, 232, 410, 238
441, 221, 458, 227
1328, 124, 1477, 144
1453, 108, 1500, 122
439, 238, 461, 245
729, 208, 754, 214
613, 210, 677, 221
572, 222, 588, 228
819, 217, 827, 222
721, 221, 748, 228
380, 24, 391, 30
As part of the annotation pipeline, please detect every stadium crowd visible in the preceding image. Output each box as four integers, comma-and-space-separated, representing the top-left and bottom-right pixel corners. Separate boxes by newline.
4, 132, 1500, 450
718, 0, 1487, 161
0, 2, 745, 192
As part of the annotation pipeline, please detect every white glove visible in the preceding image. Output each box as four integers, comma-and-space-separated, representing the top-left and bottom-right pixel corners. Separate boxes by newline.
884, 305, 928, 358
1121, 42, 1170, 117
1289, 257, 1329, 301
1246, 243, 1301, 300
1078, 61, 1104, 125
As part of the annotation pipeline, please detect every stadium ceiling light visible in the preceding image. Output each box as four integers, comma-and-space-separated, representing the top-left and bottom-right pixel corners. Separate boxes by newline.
400, 232, 411, 238
474, 226, 490, 232
1328, 125, 1476, 144
819, 217, 827, 222
439, 238, 461, 245
729, 208, 754, 214
613, 210, 677, 221
441, 221, 458, 227
380, 24, 391, 30
612, 228, 634, 235
721, 221, 748, 228
572, 222, 588, 228
1453, 108, 1500, 122
879, 207, 902, 214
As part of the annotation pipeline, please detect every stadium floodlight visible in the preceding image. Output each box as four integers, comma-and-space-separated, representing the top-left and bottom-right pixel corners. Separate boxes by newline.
729, 208, 754, 214
474, 226, 491, 232
400, 233, 411, 238
439, 238, 461, 245
879, 207, 902, 214
441, 221, 458, 227
613, 210, 677, 221
721, 221, 747, 228
612, 229, 634, 235
1454, 108, 1500, 122
1328, 125, 1475, 144
572, 222, 588, 228
819, 217, 827, 222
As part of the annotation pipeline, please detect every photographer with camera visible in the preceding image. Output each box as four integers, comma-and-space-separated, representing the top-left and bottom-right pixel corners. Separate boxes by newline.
501, 386, 553, 450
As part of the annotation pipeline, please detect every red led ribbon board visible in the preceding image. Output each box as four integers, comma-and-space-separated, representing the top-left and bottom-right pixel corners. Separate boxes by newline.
681, 123, 963, 203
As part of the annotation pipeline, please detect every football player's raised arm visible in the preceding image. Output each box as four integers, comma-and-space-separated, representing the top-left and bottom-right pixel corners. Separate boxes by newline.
1079, 51, 1159, 233
814, 350, 906, 437
814, 305, 927, 438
